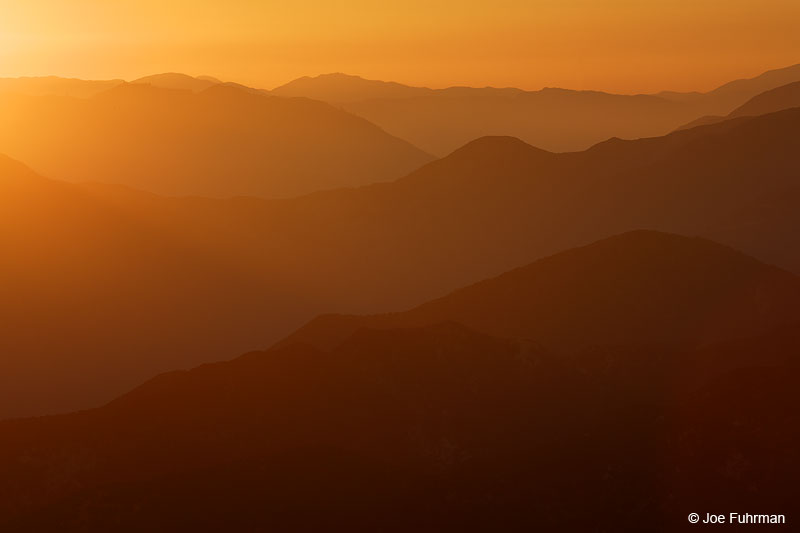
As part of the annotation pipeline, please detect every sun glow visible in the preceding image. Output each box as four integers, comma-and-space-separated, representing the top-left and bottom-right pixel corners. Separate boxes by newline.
0, 0, 798, 93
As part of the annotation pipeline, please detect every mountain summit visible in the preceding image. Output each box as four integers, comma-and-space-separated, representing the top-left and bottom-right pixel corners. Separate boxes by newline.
131, 73, 220, 92
272, 72, 433, 102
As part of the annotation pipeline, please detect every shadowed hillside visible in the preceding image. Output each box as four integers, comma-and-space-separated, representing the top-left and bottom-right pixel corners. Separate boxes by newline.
0, 316, 796, 531
1, 107, 799, 418
0, 154, 312, 416
0, 83, 434, 197
731, 80, 800, 116
4, 2, 798, 530
282, 232, 800, 351
678, 80, 800, 130
660, 62, 800, 114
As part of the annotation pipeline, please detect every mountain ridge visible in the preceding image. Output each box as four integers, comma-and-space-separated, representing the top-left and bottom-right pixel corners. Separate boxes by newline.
131, 72, 219, 92
280, 230, 800, 351
1, 316, 797, 531
677, 80, 800, 130
1, 105, 799, 419
0, 82, 434, 198
272, 62, 800, 154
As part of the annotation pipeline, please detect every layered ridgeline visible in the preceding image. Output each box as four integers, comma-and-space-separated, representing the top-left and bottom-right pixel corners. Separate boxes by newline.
657, 62, 800, 112
0, 83, 433, 198
0, 76, 124, 98
1, 107, 799, 418
0, 73, 223, 97
273, 63, 800, 155
0, 232, 797, 531
282, 231, 800, 352
678, 80, 800, 130
130, 73, 224, 92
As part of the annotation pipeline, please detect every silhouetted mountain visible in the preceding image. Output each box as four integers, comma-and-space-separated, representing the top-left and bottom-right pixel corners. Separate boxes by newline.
0, 73, 229, 98
283, 232, 800, 351
730, 80, 800, 117
131, 72, 220, 92
272, 72, 433, 102
0, 317, 797, 531
675, 114, 725, 130
660, 63, 800, 115
0, 155, 296, 417
344, 86, 690, 155
197, 75, 223, 83
217, 81, 272, 96
2, 106, 799, 419
0, 76, 124, 98
676, 81, 800, 130
274, 64, 800, 155
0, 83, 433, 197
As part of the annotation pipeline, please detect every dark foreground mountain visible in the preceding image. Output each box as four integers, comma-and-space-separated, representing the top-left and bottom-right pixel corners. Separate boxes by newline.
2, 107, 799, 418
275, 64, 800, 155
0, 83, 433, 197
283, 232, 800, 351
0, 316, 796, 531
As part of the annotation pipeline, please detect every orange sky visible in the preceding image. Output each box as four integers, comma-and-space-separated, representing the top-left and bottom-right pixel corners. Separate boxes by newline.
1, 0, 799, 93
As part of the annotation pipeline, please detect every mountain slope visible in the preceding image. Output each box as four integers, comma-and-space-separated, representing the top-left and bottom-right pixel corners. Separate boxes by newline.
272, 72, 433, 102
283, 231, 800, 351
0, 83, 434, 197
693, 62, 800, 114
275, 64, 800, 155
0, 323, 569, 528
0, 318, 797, 531
0, 155, 306, 417
2, 106, 799, 418
343, 87, 692, 155
677, 80, 800, 130
730, 80, 800, 117
130, 72, 220, 92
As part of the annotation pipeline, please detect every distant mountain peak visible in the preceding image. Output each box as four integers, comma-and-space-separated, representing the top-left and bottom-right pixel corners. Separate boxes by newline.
272, 73, 431, 103
310, 72, 368, 81
446, 135, 553, 159
133, 72, 198, 82
131, 73, 219, 92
